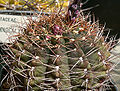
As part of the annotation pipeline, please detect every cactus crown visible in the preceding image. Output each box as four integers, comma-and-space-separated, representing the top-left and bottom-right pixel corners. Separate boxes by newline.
1, 1, 116, 91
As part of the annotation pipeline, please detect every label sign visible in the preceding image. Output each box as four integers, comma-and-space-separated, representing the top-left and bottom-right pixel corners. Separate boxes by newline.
0, 14, 28, 43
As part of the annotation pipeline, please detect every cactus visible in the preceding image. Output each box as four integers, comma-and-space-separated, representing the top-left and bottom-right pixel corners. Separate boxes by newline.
1, 0, 116, 91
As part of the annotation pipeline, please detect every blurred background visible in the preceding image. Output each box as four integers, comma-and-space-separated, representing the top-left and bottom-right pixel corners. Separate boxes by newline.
83, 0, 120, 38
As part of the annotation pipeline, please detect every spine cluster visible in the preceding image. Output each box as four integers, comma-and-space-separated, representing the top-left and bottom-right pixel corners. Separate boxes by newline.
0, 0, 117, 91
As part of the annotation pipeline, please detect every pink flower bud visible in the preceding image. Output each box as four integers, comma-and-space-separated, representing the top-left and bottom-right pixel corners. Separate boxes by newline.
55, 25, 60, 30
46, 36, 50, 39
72, 4, 77, 10
71, 17, 75, 21
53, 25, 63, 35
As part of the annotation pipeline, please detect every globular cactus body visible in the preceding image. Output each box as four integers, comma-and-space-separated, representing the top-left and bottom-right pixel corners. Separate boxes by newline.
1, 1, 115, 91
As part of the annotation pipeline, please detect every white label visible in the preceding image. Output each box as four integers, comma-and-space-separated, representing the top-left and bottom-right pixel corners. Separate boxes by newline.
0, 14, 28, 43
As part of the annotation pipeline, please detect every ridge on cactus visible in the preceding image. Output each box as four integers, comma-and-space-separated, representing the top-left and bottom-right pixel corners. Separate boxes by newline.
0, 0, 118, 91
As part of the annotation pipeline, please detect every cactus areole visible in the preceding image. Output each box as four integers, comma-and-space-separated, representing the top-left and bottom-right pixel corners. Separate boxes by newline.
1, 0, 115, 91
